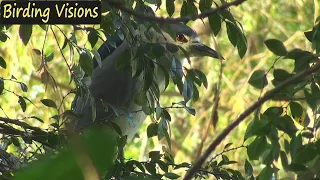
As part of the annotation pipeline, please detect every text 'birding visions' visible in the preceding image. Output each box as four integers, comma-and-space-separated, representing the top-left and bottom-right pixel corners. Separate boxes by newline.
0, 1, 101, 24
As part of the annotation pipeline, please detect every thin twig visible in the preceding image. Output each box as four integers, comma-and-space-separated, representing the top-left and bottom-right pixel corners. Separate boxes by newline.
183, 62, 320, 179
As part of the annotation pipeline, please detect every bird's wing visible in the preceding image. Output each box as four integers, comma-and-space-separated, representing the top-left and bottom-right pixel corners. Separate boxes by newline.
73, 34, 137, 131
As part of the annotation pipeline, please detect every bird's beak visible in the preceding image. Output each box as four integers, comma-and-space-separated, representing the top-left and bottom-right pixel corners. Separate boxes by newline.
191, 43, 224, 60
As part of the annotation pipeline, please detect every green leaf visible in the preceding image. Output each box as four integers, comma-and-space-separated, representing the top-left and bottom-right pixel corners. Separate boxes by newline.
289, 102, 303, 119
263, 106, 283, 118
182, 77, 193, 103
287, 163, 307, 172
18, 96, 26, 112
248, 70, 267, 89
257, 166, 273, 180
45, 53, 54, 62
145, 162, 156, 175
294, 145, 317, 164
180, 0, 198, 17
273, 69, 292, 81
166, 43, 179, 53
149, 151, 161, 161
274, 115, 297, 136
264, 39, 287, 56
145, 0, 160, 4
88, 29, 99, 48
220, 10, 236, 22
245, 159, 253, 178
19, 25, 32, 45
247, 136, 267, 160
199, 0, 212, 12
166, 0, 175, 16
79, 51, 93, 76
237, 32, 247, 58
92, 49, 102, 68
41, 99, 57, 109
152, 43, 165, 57
280, 151, 289, 171
0, 56, 6, 69
290, 134, 302, 159
208, 13, 221, 36
147, 123, 158, 138
0, 32, 9, 42
134, 90, 148, 106
163, 173, 180, 179
226, 21, 238, 47
304, 89, 317, 109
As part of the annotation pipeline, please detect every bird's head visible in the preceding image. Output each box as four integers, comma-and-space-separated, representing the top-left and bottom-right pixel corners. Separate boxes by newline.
163, 23, 223, 60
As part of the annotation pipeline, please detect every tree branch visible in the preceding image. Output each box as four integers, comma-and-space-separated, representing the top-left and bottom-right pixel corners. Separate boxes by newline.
183, 61, 320, 180
106, 0, 247, 23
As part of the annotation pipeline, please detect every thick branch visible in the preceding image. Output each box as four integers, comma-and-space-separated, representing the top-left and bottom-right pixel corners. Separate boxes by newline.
107, 0, 247, 23
183, 62, 320, 180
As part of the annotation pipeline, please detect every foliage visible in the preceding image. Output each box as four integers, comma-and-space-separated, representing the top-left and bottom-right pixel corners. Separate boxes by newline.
0, 0, 319, 180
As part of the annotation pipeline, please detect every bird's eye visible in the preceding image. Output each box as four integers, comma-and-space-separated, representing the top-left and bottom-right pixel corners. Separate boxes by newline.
176, 34, 188, 43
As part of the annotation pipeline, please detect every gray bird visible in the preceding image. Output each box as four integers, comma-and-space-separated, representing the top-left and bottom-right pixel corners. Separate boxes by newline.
72, 23, 222, 139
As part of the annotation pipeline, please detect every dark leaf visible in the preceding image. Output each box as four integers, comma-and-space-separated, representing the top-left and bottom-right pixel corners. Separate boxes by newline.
88, 29, 99, 48
289, 102, 303, 119
149, 151, 161, 161
41, 99, 57, 109
245, 159, 253, 178
287, 163, 307, 172
247, 136, 267, 160
248, 70, 267, 89
199, 0, 212, 12
18, 96, 26, 112
304, 89, 317, 109
257, 166, 273, 180
147, 123, 158, 138
209, 13, 222, 36
19, 82, 28, 92
182, 77, 193, 103
0, 56, 7, 69
264, 39, 287, 56
0, 78, 4, 94
163, 173, 180, 179
145, 0, 160, 4
32, 49, 41, 55
166, 0, 175, 16
180, 0, 198, 17
166, 43, 179, 53
31, 116, 44, 123
92, 49, 102, 68
19, 25, 32, 45
295, 145, 317, 164
226, 21, 238, 47
273, 69, 292, 81
45, 53, 54, 62
152, 43, 165, 57
79, 51, 93, 76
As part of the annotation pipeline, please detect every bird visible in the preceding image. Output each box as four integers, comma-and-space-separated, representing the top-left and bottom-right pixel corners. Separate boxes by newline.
71, 23, 222, 140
